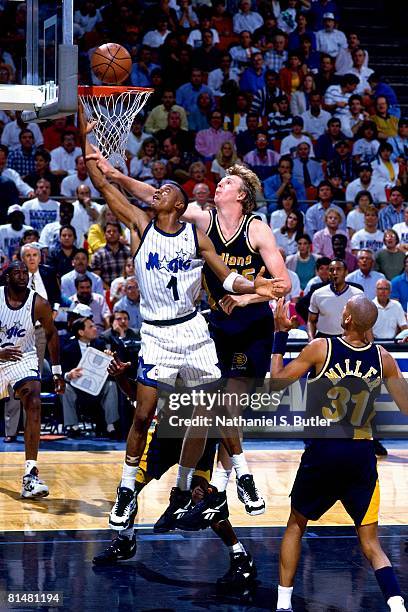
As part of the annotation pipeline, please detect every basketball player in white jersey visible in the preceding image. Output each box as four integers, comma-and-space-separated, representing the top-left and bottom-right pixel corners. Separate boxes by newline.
0, 261, 65, 497
80, 106, 286, 530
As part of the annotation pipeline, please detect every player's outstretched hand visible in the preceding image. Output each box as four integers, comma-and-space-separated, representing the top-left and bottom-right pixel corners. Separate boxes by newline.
87, 144, 117, 180
274, 298, 298, 332
0, 347, 22, 362
107, 352, 131, 378
254, 267, 286, 299
218, 294, 251, 314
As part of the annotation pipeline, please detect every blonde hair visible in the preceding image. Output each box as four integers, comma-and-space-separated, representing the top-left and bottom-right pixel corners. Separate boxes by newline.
216, 142, 238, 169
324, 207, 342, 223
225, 163, 262, 213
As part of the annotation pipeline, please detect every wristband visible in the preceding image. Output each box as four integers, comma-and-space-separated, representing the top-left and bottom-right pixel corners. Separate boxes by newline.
223, 271, 240, 293
272, 331, 289, 355
52, 365, 62, 375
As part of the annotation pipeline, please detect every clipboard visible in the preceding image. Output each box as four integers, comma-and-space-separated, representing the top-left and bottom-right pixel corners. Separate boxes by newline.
70, 347, 112, 396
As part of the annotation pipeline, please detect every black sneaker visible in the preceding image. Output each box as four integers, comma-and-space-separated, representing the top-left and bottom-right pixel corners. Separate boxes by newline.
373, 439, 388, 456
92, 535, 136, 566
153, 487, 191, 533
177, 490, 229, 531
109, 487, 138, 530
217, 551, 257, 590
236, 474, 265, 516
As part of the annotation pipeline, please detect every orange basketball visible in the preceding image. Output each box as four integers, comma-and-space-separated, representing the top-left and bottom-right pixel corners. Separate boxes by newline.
91, 43, 132, 84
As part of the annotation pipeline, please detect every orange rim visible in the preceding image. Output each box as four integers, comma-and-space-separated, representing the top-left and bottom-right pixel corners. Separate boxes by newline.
78, 85, 154, 97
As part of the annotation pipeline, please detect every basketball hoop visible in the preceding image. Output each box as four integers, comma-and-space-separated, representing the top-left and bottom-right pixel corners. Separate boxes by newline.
78, 85, 153, 168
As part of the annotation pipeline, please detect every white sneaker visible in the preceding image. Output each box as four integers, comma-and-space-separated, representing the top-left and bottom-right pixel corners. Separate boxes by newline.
21, 468, 49, 498
389, 596, 407, 612
109, 486, 137, 531
236, 474, 266, 515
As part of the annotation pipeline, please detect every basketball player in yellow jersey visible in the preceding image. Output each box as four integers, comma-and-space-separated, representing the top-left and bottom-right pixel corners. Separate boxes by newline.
270, 295, 408, 612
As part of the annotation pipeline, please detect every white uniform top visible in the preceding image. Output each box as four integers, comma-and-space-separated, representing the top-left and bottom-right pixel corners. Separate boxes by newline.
134, 221, 203, 323
0, 287, 37, 358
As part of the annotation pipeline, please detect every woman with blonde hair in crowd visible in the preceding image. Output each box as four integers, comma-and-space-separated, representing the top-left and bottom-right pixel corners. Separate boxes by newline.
312, 207, 349, 258
87, 205, 128, 257
290, 72, 315, 116
211, 141, 239, 183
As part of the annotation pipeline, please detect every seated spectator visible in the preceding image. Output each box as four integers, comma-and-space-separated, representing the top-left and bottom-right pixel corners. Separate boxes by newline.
279, 51, 304, 98
345, 162, 387, 206
324, 73, 360, 121
340, 94, 367, 139
335, 31, 368, 76
145, 89, 188, 135
372, 279, 408, 340
309, 0, 339, 31
345, 249, 385, 299
332, 233, 358, 273
74, 0, 103, 35
392, 203, 408, 246
211, 142, 238, 182
314, 54, 337, 96
347, 190, 374, 238
182, 161, 216, 199
195, 110, 235, 160
176, 0, 198, 30
253, 12, 280, 52
293, 142, 324, 191
349, 47, 373, 95
273, 210, 304, 256
176, 68, 213, 115
208, 54, 239, 100
379, 187, 405, 232
69, 275, 111, 334
0, 204, 32, 260
315, 12, 347, 58
61, 317, 119, 438
230, 30, 261, 72
280, 117, 315, 158
327, 140, 356, 187
264, 33, 288, 73
42, 117, 79, 152
187, 12, 220, 48
305, 181, 345, 235
40, 200, 82, 249
351, 207, 384, 254
156, 110, 195, 154
290, 74, 315, 117
87, 206, 125, 257
110, 256, 136, 304
125, 117, 149, 160
223, 93, 251, 134
190, 183, 213, 211
251, 70, 282, 117
47, 225, 79, 279
129, 137, 162, 180
243, 131, 280, 181
286, 233, 318, 290
300, 91, 332, 140
240, 52, 266, 95
372, 143, 400, 190
71, 184, 101, 242
391, 254, 408, 311
387, 118, 408, 163
312, 207, 348, 258
367, 73, 400, 120
50, 131, 82, 177
60, 154, 100, 198
192, 29, 223, 73
233, 0, 263, 34
375, 229, 406, 281
371, 96, 399, 140
142, 14, 171, 48
113, 277, 142, 332
352, 121, 380, 164
288, 13, 316, 51
61, 248, 104, 299
144, 161, 169, 189
267, 95, 294, 140
22, 178, 59, 232
327, 169, 346, 203
270, 190, 303, 231
211, 0, 235, 51
1, 111, 43, 151
130, 46, 160, 88
100, 310, 141, 378
91, 222, 131, 289
7, 129, 36, 176
0, 144, 33, 199
303, 256, 332, 295
299, 34, 320, 74
188, 92, 212, 132
24, 149, 60, 195
263, 155, 306, 214
315, 117, 347, 162
235, 113, 260, 157
162, 137, 192, 183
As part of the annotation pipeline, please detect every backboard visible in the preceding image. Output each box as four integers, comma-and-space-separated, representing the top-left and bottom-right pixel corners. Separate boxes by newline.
0, 0, 78, 120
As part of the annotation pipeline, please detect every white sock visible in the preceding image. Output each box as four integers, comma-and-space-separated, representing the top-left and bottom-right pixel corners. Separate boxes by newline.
229, 541, 246, 554
107, 423, 115, 432
210, 467, 232, 492
388, 596, 406, 611
121, 462, 137, 491
25, 460, 37, 475
231, 453, 249, 479
176, 465, 195, 491
120, 526, 135, 540
277, 585, 293, 610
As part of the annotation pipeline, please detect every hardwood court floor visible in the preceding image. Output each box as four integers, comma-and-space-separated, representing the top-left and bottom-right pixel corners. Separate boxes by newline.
1, 449, 407, 531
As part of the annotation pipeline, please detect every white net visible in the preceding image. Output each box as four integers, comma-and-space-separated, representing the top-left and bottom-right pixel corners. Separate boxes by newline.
79, 88, 153, 169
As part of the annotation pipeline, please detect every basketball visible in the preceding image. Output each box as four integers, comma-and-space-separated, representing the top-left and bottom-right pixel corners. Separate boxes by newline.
91, 43, 132, 84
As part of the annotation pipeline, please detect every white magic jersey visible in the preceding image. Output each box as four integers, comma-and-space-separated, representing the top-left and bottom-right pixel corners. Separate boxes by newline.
0, 287, 37, 357
134, 221, 203, 322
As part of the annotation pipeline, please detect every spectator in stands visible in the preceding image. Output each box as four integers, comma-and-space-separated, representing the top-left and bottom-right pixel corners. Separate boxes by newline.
288, 13, 316, 51
278, 248, 301, 303
351, 208, 384, 255
195, 110, 235, 160
208, 54, 239, 100
375, 229, 406, 281
340, 94, 367, 139
352, 121, 380, 164
349, 47, 373, 95
129, 137, 162, 180
290, 74, 315, 117
327, 140, 356, 187
280, 117, 314, 158
324, 73, 359, 121
251, 69, 282, 116
346, 249, 385, 299
129, 46, 159, 88
22, 178, 59, 232
309, 0, 339, 31
100, 310, 140, 378
211, 0, 235, 50
305, 180, 345, 235
371, 96, 399, 140
0, 110, 43, 151
187, 12, 220, 48
39, 201, 80, 250
298, 34, 320, 74
0, 204, 32, 260
267, 94, 294, 140
372, 279, 407, 340
315, 117, 347, 162
7, 129, 36, 176
50, 131, 82, 176
264, 33, 288, 73
388, 118, 408, 162
156, 110, 195, 153
312, 207, 348, 258
392, 204, 408, 245
279, 51, 304, 98
292, 142, 324, 192
372, 143, 400, 189
145, 89, 188, 135
47, 225, 79, 279
69, 275, 110, 334
188, 92, 212, 132
367, 73, 400, 119
176, 0, 198, 30
61, 317, 119, 438
182, 161, 216, 198
345, 162, 387, 206
21, 241, 61, 322
243, 131, 280, 181
109, 256, 135, 305
70, 184, 101, 241
125, 117, 149, 160
60, 154, 99, 198
378, 187, 405, 231
189, 183, 213, 211
142, 14, 171, 48
223, 93, 251, 134
192, 29, 222, 73
87, 206, 124, 257
326, 169, 346, 203
346, 190, 374, 238
24, 149, 60, 195
315, 12, 347, 58
113, 276, 142, 332
176, 68, 213, 115
270, 190, 302, 230
42, 117, 79, 152
144, 161, 168, 189
211, 142, 238, 182
391, 254, 408, 311
235, 113, 260, 157
229, 30, 260, 72
263, 155, 306, 213
0, 144, 33, 198
61, 248, 104, 299
286, 233, 318, 290
91, 222, 131, 289
273, 210, 304, 256
332, 233, 357, 273
335, 31, 368, 75
300, 91, 332, 140
240, 52, 266, 95
233, 0, 263, 34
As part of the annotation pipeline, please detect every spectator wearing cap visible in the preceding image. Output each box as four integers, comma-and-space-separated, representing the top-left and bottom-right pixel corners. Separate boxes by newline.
324, 74, 360, 120
264, 33, 288, 74
375, 229, 406, 281
327, 140, 356, 186
332, 233, 357, 273
280, 117, 315, 158
23, 149, 60, 196
372, 279, 407, 340
195, 110, 235, 160
69, 275, 111, 334
176, 69, 213, 116
335, 31, 369, 76
142, 15, 171, 48
113, 277, 142, 333
315, 117, 347, 163
61, 248, 104, 299
233, 0, 263, 34
378, 187, 405, 231
316, 13, 347, 58
240, 52, 266, 95
346, 249, 385, 300
263, 156, 306, 214
300, 91, 332, 140
0, 204, 32, 260
7, 129, 36, 177
371, 96, 399, 141
387, 118, 408, 163
305, 180, 345, 236
0, 144, 34, 199
351, 208, 384, 255
391, 254, 408, 311
345, 162, 387, 206
293, 142, 324, 190
309, 0, 339, 31
243, 131, 280, 181
50, 131, 82, 176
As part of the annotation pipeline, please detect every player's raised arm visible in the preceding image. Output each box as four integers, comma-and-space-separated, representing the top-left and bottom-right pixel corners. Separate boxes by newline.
181, 203, 212, 232
380, 347, 408, 415
35, 297, 65, 395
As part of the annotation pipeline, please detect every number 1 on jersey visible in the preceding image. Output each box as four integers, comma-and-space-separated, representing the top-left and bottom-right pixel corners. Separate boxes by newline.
166, 275, 179, 301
